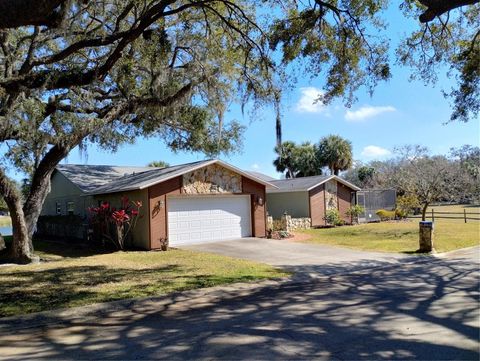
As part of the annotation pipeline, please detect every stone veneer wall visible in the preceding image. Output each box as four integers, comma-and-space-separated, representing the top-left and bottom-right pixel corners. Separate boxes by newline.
182, 164, 242, 194
267, 216, 273, 231
280, 214, 311, 232
325, 180, 338, 210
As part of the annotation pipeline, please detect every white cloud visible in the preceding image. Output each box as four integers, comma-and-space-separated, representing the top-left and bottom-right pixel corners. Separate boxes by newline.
361, 145, 391, 158
345, 105, 396, 122
295, 87, 326, 113
251, 163, 260, 170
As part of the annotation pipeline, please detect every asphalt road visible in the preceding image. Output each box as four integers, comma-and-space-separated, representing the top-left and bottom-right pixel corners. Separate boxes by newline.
0, 243, 478, 360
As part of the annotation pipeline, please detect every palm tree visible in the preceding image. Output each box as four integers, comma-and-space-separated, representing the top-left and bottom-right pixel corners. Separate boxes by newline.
273, 141, 297, 178
147, 161, 170, 168
316, 135, 353, 175
274, 90, 282, 149
294, 142, 322, 177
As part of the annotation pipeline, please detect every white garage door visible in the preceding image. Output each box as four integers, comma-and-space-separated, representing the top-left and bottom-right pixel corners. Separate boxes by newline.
167, 195, 251, 246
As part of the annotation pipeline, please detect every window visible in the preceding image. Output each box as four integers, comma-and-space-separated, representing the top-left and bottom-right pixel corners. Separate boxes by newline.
67, 201, 75, 215
56, 202, 62, 215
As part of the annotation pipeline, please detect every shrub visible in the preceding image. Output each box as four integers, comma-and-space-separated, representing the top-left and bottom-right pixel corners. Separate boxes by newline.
272, 219, 284, 231
376, 209, 396, 221
88, 196, 142, 250
345, 204, 365, 224
395, 208, 408, 219
324, 209, 343, 226
396, 195, 420, 218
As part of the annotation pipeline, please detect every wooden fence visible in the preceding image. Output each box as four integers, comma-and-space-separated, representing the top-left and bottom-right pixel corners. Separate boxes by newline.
408, 209, 480, 223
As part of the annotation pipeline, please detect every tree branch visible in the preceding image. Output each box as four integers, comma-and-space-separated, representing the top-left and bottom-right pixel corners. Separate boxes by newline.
0, 0, 72, 29
418, 0, 479, 23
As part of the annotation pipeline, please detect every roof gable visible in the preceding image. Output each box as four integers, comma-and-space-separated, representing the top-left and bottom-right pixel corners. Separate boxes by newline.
267, 175, 360, 193
55, 160, 277, 196
245, 171, 277, 182
56, 164, 156, 193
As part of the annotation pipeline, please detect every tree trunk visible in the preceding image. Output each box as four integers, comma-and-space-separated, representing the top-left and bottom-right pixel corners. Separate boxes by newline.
8, 200, 37, 263
0, 144, 72, 264
274, 91, 282, 148
23, 171, 53, 238
23, 144, 71, 238
0, 169, 37, 263
421, 203, 429, 221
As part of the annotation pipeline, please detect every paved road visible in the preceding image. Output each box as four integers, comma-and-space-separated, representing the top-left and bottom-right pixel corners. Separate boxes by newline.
0, 242, 478, 360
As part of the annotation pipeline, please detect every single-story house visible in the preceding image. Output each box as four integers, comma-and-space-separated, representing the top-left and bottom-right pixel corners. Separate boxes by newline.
266, 175, 361, 226
41, 159, 276, 248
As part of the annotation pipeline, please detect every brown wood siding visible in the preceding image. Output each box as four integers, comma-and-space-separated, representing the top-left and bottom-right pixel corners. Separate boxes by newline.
309, 184, 326, 227
148, 176, 182, 249
337, 182, 355, 224
242, 177, 266, 237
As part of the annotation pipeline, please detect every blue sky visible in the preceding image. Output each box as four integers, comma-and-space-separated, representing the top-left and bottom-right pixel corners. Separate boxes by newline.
63, 4, 480, 179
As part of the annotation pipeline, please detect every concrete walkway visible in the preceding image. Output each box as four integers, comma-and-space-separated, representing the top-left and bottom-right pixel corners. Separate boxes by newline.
0, 244, 478, 360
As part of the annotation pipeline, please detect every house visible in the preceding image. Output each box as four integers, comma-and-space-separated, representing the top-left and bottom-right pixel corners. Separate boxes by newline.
266, 175, 361, 226
41, 160, 276, 248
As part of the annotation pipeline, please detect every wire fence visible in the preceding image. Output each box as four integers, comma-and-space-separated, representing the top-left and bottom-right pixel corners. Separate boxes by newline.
357, 189, 397, 223
408, 209, 480, 222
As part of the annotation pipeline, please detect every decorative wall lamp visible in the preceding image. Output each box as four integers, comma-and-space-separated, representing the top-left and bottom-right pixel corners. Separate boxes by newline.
152, 199, 165, 217
257, 196, 264, 206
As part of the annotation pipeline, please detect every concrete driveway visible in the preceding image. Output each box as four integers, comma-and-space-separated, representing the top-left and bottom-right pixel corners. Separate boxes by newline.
1, 243, 478, 360
0, 239, 480, 360
181, 238, 408, 276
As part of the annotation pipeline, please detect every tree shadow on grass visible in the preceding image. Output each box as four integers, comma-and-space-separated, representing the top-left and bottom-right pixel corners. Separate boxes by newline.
33, 239, 114, 259
0, 238, 114, 263
0, 255, 478, 360
0, 264, 182, 317
0, 264, 278, 318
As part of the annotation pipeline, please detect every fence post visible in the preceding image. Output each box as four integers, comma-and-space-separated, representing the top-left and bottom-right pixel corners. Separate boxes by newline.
464, 209, 467, 223
431, 209, 434, 222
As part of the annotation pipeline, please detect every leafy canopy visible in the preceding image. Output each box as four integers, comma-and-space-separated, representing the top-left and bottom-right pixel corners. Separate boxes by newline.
316, 135, 353, 175
273, 141, 321, 178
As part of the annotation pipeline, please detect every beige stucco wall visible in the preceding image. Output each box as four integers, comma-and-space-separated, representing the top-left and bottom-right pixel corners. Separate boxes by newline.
266, 191, 310, 219
42, 171, 92, 217
93, 189, 150, 250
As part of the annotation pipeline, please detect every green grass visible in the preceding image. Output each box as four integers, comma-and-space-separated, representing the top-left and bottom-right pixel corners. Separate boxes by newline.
0, 216, 11, 227
0, 240, 288, 318
300, 205, 480, 254
427, 204, 480, 214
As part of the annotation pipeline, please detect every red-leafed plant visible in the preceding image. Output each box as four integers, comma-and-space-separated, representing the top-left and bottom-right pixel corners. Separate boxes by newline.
88, 196, 142, 250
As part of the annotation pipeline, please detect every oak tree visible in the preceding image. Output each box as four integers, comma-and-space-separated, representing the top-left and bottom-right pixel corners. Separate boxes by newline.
0, 0, 273, 263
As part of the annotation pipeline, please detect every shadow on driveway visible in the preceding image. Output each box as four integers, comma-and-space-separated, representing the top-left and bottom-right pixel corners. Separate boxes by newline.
1, 254, 478, 360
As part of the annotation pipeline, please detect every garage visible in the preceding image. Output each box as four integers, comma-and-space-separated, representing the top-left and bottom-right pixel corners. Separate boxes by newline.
167, 195, 251, 246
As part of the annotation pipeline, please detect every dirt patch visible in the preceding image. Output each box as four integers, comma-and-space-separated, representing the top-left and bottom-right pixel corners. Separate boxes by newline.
268, 231, 293, 240
288, 232, 312, 242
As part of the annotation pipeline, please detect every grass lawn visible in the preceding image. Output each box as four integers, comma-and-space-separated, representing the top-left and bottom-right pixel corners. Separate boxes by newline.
0, 216, 11, 227
299, 205, 480, 254
0, 239, 287, 318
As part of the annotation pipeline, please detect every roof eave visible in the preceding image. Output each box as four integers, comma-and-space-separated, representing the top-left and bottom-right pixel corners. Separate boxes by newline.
266, 188, 308, 193
305, 175, 335, 191
266, 175, 361, 194
87, 159, 278, 196
213, 160, 278, 189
